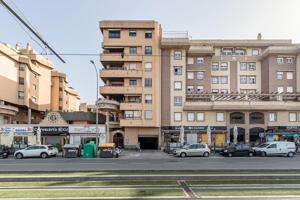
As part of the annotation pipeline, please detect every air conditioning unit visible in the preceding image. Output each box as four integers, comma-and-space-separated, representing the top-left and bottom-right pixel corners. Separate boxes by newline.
0, 100, 5, 105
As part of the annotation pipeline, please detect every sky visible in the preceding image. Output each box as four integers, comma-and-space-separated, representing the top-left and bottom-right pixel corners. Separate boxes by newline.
1, 0, 300, 104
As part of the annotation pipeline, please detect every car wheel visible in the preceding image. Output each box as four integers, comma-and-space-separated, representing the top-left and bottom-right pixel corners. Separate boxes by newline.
15, 153, 23, 159
228, 153, 233, 157
249, 152, 253, 157
40, 152, 48, 159
180, 152, 187, 158
203, 152, 209, 157
287, 152, 294, 158
261, 152, 267, 157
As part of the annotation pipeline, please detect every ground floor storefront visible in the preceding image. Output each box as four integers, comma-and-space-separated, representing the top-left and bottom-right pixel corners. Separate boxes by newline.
0, 126, 36, 148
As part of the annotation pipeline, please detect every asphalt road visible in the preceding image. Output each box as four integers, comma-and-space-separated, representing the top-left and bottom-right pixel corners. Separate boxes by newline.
0, 150, 300, 171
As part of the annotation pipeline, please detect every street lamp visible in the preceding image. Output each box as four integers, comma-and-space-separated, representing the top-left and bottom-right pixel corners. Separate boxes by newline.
90, 60, 99, 146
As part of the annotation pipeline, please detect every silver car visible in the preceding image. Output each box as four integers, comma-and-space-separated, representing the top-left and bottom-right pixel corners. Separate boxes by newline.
174, 143, 210, 157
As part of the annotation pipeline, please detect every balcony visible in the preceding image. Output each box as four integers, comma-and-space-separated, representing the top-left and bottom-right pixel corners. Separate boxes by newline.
100, 53, 143, 63
100, 69, 143, 79
120, 118, 143, 127
100, 86, 143, 95
120, 102, 142, 110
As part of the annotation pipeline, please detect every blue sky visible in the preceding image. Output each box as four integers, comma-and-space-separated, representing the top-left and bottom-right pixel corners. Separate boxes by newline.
1, 0, 300, 104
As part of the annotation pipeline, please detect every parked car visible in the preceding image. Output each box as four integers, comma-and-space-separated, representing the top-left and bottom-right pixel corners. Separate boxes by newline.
220, 144, 254, 157
253, 141, 296, 157
14, 145, 52, 159
47, 145, 59, 157
174, 143, 210, 158
0, 145, 10, 159
165, 143, 183, 154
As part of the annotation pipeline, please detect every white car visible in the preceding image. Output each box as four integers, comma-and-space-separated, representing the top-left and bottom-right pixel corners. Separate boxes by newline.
14, 145, 52, 159
174, 143, 210, 157
47, 145, 59, 157
253, 141, 296, 157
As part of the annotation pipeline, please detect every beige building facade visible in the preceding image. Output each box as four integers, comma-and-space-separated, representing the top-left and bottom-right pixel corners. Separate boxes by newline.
99, 20, 300, 149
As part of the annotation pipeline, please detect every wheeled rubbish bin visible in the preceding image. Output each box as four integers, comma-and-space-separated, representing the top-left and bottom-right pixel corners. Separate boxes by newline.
63, 144, 81, 158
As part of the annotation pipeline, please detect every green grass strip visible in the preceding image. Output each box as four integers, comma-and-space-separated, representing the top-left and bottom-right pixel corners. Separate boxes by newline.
189, 179, 300, 185
197, 188, 300, 196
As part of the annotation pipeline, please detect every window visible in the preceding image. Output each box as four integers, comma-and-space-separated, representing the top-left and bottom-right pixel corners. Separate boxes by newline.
277, 57, 284, 64
145, 31, 152, 38
220, 76, 228, 84
129, 47, 137, 55
269, 113, 277, 122
235, 49, 245, 56
174, 112, 182, 122
287, 72, 293, 80
222, 48, 233, 55
18, 91, 24, 99
252, 49, 259, 56
196, 57, 204, 64
187, 57, 194, 64
33, 84, 37, 91
216, 112, 225, 122
221, 89, 228, 94
144, 62, 152, 71
144, 78, 152, 87
129, 31, 136, 37
187, 112, 195, 122
58, 106, 63, 110
212, 63, 219, 71
129, 79, 137, 86
174, 66, 182, 75
174, 96, 182, 106
145, 110, 152, 120
18, 77, 24, 85
248, 63, 256, 71
277, 86, 284, 93
212, 89, 219, 93
196, 112, 204, 121
59, 97, 63, 101
196, 86, 204, 94
145, 94, 152, 104
248, 76, 256, 84
268, 144, 277, 149
196, 71, 204, 80
240, 62, 247, 71
128, 63, 137, 70
145, 46, 152, 55
109, 30, 120, 38
187, 72, 194, 79
174, 81, 182, 90
174, 51, 182, 60
286, 58, 293, 64
220, 63, 228, 71
59, 87, 63, 92
289, 112, 297, 122
19, 64, 25, 71
287, 86, 294, 93
59, 77, 64, 83
187, 86, 194, 94
277, 72, 284, 80
212, 76, 218, 84
125, 111, 141, 119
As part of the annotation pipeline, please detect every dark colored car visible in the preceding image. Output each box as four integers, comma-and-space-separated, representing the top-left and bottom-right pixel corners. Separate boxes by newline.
220, 144, 254, 157
0, 145, 10, 159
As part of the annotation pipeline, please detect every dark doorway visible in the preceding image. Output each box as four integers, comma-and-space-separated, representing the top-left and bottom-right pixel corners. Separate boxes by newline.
113, 133, 124, 148
138, 136, 158, 149
250, 127, 264, 144
230, 127, 245, 143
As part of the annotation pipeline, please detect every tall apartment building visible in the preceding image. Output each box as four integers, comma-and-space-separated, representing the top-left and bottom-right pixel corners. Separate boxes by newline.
99, 20, 300, 149
0, 42, 53, 124
51, 71, 80, 112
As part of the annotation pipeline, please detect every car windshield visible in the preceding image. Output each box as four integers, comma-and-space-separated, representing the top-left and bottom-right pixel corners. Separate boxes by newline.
257, 143, 269, 148
47, 145, 54, 150
182, 145, 190, 149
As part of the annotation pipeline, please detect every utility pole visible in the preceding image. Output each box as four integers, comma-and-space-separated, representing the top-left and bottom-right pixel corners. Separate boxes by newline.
0, 0, 66, 63
90, 60, 99, 146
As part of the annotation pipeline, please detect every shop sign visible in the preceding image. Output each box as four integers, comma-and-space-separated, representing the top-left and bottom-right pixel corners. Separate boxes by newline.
33, 126, 69, 136
0, 127, 33, 133
69, 125, 105, 134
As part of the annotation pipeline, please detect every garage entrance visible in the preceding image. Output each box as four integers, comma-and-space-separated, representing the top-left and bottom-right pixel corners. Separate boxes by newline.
138, 136, 158, 149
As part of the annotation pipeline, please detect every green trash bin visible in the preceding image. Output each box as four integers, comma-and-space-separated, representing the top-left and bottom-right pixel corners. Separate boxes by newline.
83, 142, 96, 158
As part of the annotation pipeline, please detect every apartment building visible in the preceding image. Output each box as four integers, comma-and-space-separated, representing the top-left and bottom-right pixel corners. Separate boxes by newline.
0, 42, 53, 124
99, 20, 300, 149
51, 71, 80, 112
99, 20, 161, 149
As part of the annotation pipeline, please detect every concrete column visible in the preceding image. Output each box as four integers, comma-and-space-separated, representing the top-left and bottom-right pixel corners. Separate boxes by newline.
27, 108, 31, 124
106, 113, 110, 143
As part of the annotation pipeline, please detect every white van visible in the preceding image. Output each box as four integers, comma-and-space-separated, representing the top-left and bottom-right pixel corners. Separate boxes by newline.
253, 141, 296, 157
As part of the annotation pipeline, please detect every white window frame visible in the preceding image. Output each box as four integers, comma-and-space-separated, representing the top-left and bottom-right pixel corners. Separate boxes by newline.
196, 86, 204, 94
240, 62, 247, 71
128, 63, 137, 70
289, 112, 297, 122
196, 71, 204, 80
174, 112, 182, 122
252, 49, 259, 56
187, 112, 195, 122
277, 57, 284, 64
187, 57, 194, 64
174, 96, 182, 106
248, 76, 256, 84
196, 112, 205, 122
212, 76, 219, 84
144, 94, 152, 104
144, 62, 152, 71
174, 66, 182, 75
187, 86, 194, 94
286, 58, 293, 64
196, 57, 204, 64
174, 81, 182, 90
286, 72, 293, 80
216, 112, 225, 122
277, 86, 284, 94
212, 63, 219, 71
277, 72, 284, 80
187, 72, 194, 80
287, 86, 294, 93
269, 112, 277, 122
144, 110, 153, 120
174, 51, 182, 60
220, 76, 228, 84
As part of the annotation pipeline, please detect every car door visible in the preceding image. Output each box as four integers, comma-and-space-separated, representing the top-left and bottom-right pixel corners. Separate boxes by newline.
266, 144, 277, 155
233, 145, 241, 156
187, 144, 197, 156
23, 146, 36, 157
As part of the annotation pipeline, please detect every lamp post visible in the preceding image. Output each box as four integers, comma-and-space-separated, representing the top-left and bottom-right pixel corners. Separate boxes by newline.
90, 60, 99, 146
